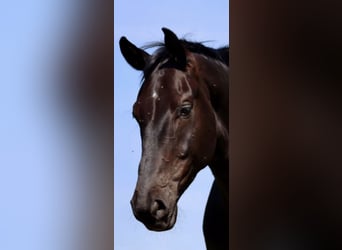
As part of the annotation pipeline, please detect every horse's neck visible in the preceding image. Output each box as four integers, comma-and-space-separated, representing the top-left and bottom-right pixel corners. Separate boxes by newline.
209, 113, 229, 200
201, 56, 229, 122
199, 55, 229, 198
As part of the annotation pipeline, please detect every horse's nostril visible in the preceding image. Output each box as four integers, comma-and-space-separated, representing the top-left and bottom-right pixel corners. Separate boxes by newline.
151, 199, 167, 220
155, 199, 166, 210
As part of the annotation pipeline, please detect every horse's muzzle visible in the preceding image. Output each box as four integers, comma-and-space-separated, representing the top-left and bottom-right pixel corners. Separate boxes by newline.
130, 191, 177, 231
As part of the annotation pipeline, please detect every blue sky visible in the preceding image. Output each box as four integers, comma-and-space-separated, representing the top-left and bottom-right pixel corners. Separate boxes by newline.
114, 1, 229, 249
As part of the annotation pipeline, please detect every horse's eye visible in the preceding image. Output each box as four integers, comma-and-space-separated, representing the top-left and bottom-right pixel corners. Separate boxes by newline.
178, 104, 192, 118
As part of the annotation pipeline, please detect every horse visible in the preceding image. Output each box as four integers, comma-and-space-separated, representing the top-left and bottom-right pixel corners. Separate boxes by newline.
119, 28, 228, 250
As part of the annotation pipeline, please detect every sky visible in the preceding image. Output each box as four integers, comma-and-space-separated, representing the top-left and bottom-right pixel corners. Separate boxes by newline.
114, 1, 229, 249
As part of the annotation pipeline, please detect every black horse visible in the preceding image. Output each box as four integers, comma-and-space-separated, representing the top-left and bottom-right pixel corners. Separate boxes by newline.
119, 28, 228, 249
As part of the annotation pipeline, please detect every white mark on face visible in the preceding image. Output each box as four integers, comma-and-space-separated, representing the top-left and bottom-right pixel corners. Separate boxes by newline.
152, 91, 158, 99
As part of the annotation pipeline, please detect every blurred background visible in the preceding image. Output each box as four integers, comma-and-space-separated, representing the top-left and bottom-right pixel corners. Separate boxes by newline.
230, 1, 342, 249
114, 0, 228, 249
0, 1, 113, 250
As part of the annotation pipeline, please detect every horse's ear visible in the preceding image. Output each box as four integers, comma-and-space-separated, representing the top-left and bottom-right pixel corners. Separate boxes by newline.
119, 37, 150, 71
162, 28, 186, 69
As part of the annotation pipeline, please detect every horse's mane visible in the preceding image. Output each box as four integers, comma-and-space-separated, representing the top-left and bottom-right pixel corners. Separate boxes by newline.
141, 40, 229, 80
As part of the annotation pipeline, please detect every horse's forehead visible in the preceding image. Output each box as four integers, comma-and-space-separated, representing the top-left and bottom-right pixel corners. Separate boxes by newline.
141, 69, 192, 100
